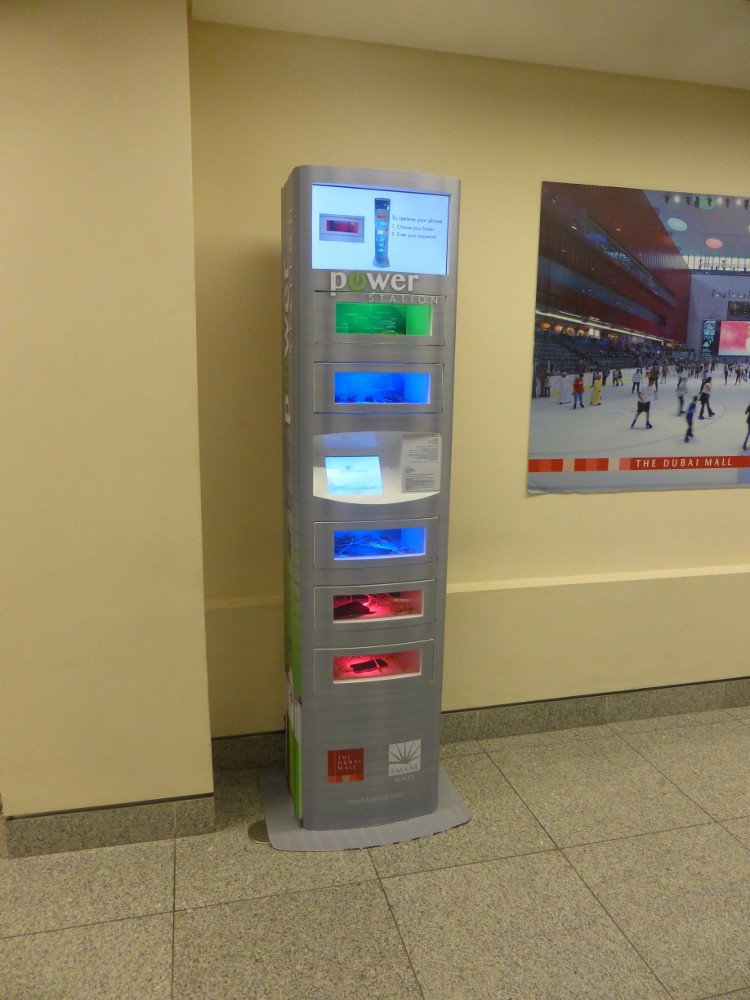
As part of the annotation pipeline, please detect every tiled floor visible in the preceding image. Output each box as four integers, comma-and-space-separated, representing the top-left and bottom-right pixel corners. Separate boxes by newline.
2, 707, 750, 999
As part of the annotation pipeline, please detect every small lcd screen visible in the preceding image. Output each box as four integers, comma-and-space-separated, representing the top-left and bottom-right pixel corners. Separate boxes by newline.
335, 302, 431, 336
328, 220, 359, 234
319, 214, 365, 244
333, 527, 426, 560
718, 321, 750, 356
324, 456, 383, 495
334, 371, 430, 405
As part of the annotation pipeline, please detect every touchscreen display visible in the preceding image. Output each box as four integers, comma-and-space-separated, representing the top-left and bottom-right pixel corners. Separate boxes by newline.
324, 456, 383, 495
312, 184, 450, 274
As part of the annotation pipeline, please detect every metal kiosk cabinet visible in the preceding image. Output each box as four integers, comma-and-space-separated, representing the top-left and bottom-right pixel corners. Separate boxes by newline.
269, 165, 469, 848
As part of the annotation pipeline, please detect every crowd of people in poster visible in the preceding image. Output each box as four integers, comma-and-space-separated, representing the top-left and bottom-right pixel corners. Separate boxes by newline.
534, 356, 750, 447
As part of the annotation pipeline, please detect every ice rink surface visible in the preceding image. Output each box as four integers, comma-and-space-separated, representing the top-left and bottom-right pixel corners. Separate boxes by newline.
528, 368, 750, 492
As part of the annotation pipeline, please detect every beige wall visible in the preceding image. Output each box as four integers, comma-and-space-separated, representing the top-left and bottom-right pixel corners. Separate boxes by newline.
189, 23, 750, 736
0, 0, 213, 815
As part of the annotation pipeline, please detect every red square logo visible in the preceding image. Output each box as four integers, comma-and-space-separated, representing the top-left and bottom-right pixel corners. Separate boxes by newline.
327, 748, 364, 783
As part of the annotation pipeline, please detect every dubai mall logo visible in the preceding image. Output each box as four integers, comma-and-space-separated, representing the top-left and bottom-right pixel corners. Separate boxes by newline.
388, 740, 421, 777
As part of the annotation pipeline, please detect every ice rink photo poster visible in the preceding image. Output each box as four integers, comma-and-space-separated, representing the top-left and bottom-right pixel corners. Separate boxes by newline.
528, 181, 750, 493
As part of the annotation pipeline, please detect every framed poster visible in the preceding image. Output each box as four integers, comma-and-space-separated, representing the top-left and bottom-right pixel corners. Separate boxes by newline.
528, 181, 750, 492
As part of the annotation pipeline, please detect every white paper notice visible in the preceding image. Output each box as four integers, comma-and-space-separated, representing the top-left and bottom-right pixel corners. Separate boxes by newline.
401, 434, 441, 492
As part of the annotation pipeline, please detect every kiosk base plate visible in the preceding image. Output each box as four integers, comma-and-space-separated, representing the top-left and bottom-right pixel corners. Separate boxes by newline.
259, 762, 471, 851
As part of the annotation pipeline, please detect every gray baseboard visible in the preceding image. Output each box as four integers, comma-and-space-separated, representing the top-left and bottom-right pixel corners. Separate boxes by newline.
0, 794, 214, 860
212, 730, 286, 771
448, 675, 750, 742
212, 675, 750, 770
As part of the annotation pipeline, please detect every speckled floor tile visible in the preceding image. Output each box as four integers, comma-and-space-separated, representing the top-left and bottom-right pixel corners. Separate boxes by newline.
729, 705, 750, 724
621, 720, 750, 820
722, 817, 750, 849
708, 990, 750, 999
173, 880, 420, 999
481, 723, 615, 754
0, 912, 172, 999
609, 709, 734, 735
0, 840, 174, 938
489, 735, 710, 847
565, 824, 750, 1000
439, 739, 484, 758
368, 753, 553, 878
175, 769, 376, 909
381, 851, 668, 999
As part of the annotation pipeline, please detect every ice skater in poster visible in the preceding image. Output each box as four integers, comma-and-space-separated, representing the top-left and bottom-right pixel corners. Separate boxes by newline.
685, 396, 697, 443
676, 375, 688, 415
744, 403, 750, 450
699, 378, 715, 419
557, 371, 572, 405
572, 373, 585, 409
630, 384, 653, 429
590, 371, 602, 406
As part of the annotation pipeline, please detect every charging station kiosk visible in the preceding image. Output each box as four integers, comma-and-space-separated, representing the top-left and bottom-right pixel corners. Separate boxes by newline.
262, 166, 469, 849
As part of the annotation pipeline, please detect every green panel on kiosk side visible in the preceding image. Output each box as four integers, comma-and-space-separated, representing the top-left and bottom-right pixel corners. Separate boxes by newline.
287, 723, 302, 818
335, 301, 432, 336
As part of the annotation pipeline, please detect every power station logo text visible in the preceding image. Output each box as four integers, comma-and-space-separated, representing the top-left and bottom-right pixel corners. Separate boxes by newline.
330, 271, 420, 293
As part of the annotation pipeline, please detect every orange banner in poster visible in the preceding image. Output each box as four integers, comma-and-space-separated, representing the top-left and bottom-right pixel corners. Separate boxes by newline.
573, 458, 610, 471
529, 455, 750, 473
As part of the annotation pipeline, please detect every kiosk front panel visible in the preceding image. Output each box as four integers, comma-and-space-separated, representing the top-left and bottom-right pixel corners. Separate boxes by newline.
282, 166, 459, 830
